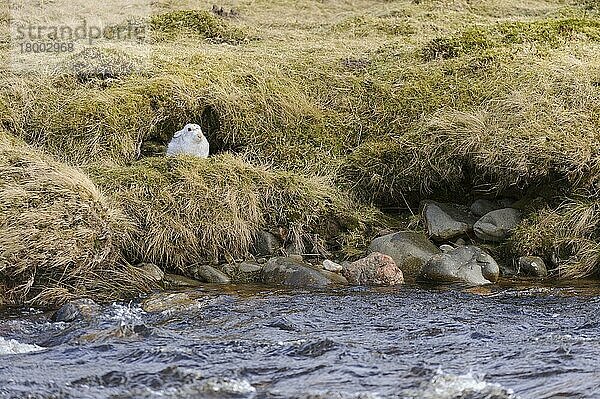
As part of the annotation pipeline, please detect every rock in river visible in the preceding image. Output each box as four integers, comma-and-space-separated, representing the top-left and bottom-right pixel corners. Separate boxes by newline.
518, 256, 548, 278
473, 208, 522, 242
189, 264, 231, 284
261, 257, 340, 288
419, 246, 499, 285
342, 252, 404, 286
52, 298, 100, 322
162, 273, 203, 288
422, 201, 477, 241
368, 231, 440, 278
141, 292, 194, 313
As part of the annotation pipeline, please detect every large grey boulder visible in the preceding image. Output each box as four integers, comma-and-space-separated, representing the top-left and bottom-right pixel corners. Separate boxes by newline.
368, 231, 441, 278
419, 246, 499, 285
163, 273, 203, 288
474, 208, 522, 242
261, 257, 339, 288
422, 201, 477, 241
342, 252, 404, 286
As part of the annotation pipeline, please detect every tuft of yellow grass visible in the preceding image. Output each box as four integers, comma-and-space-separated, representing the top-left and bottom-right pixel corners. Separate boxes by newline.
87, 153, 379, 271
2, 0, 600, 282
510, 199, 600, 279
0, 130, 157, 306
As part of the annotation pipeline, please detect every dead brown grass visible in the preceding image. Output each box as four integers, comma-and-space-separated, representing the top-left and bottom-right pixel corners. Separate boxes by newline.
87, 153, 378, 271
0, 130, 157, 306
510, 198, 600, 278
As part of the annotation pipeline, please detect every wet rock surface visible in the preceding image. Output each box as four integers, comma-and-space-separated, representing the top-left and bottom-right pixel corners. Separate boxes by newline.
419, 246, 499, 285
342, 252, 404, 286
422, 202, 477, 241
518, 256, 548, 278
368, 231, 440, 278
189, 265, 231, 284
141, 292, 194, 313
474, 208, 522, 242
162, 274, 204, 289
261, 257, 339, 288
52, 298, 101, 323
319, 270, 349, 285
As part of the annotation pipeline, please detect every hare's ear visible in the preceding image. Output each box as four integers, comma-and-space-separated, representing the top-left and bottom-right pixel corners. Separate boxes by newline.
173, 130, 183, 138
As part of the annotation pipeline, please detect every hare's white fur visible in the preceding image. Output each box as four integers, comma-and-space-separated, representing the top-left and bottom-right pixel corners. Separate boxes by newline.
166, 123, 209, 158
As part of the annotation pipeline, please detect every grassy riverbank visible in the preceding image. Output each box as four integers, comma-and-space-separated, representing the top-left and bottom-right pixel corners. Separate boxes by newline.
2, 0, 600, 305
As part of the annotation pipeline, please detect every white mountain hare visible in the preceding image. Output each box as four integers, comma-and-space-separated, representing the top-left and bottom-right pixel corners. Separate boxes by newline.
166, 123, 209, 158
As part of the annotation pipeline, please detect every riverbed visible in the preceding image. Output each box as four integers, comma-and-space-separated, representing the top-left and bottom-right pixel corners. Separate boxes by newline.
0, 282, 599, 398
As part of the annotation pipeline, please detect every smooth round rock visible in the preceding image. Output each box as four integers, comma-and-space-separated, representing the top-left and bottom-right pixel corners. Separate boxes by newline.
52, 298, 100, 323
474, 208, 522, 242
422, 201, 477, 241
419, 246, 499, 286
369, 231, 440, 278
342, 252, 404, 286
518, 256, 548, 278
261, 257, 339, 288
190, 264, 231, 284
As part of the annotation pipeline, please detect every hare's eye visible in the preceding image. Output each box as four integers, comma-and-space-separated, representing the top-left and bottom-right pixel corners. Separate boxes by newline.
188, 127, 192, 131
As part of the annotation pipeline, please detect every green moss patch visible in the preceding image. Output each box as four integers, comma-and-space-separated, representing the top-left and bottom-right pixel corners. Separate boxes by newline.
149, 10, 250, 43
423, 18, 600, 60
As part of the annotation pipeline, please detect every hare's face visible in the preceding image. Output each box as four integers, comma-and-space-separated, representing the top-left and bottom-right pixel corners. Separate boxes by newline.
174, 123, 203, 139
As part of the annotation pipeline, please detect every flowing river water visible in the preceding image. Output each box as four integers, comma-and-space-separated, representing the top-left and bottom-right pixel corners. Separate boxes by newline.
0, 282, 599, 398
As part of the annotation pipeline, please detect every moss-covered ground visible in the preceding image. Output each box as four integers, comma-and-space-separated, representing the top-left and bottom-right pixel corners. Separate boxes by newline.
3, 0, 600, 304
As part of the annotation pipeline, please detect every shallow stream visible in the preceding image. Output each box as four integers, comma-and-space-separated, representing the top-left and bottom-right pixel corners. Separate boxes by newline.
1, 282, 599, 398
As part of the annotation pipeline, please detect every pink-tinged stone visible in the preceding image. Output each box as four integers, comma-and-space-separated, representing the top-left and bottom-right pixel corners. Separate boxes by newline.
342, 252, 404, 286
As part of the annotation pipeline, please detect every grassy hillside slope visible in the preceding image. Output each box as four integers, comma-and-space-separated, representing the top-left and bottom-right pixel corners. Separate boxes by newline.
3, 0, 600, 304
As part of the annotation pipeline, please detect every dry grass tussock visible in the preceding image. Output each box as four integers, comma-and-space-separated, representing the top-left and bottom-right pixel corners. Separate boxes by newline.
87, 153, 379, 271
0, 131, 157, 307
346, 62, 600, 202
2, 0, 600, 287
510, 199, 600, 278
